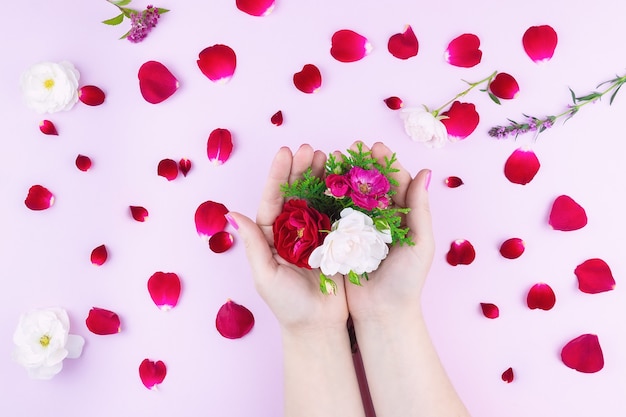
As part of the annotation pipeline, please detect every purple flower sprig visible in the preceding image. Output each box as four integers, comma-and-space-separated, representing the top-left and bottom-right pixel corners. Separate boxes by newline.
490, 72, 626, 140
103, 0, 169, 43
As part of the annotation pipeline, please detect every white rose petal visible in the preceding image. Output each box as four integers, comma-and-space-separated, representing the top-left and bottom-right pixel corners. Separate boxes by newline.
400, 107, 448, 148
20, 61, 80, 114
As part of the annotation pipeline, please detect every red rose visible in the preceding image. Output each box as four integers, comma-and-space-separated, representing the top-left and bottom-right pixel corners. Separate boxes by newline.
273, 199, 330, 268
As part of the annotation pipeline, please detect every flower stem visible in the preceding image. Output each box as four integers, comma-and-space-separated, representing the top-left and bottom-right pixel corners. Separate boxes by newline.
433, 70, 498, 115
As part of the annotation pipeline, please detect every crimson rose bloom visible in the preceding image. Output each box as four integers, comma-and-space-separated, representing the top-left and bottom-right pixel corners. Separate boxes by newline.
273, 199, 331, 269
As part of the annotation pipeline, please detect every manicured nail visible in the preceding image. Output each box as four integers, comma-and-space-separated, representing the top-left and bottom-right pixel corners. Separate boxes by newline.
425, 170, 432, 191
225, 213, 239, 230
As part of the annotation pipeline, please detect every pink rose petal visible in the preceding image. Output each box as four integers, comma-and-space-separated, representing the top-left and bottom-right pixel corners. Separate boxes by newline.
207, 128, 234, 165
387, 25, 418, 60
561, 334, 604, 373
209, 231, 234, 253
130, 206, 149, 222
197, 44, 237, 83
444, 176, 464, 188
499, 238, 525, 259
575, 258, 616, 294
271, 110, 283, 126
216, 299, 255, 339
446, 239, 476, 266
501, 367, 514, 383
293, 64, 322, 94
178, 158, 192, 177
523, 25, 558, 63
195, 201, 229, 239
86, 307, 120, 335
504, 147, 540, 185
25, 185, 54, 210
383, 96, 403, 110
480, 303, 499, 319
526, 283, 555, 310
147, 272, 181, 310
39, 120, 58, 136
444, 33, 482, 68
78, 85, 106, 106
138, 61, 179, 104
139, 359, 167, 390
440, 101, 479, 140
549, 195, 587, 231
236, 0, 275, 16
489, 73, 520, 100
158, 158, 178, 181
75, 155, 92, 172
330, 29, 371, 63
91, 244, 108, 266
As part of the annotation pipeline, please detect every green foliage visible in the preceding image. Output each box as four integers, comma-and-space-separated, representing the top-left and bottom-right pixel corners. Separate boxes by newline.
102, 13, 124, 25
280, 169, 344, 219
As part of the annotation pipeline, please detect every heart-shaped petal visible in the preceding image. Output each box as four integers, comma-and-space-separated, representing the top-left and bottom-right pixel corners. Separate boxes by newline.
440, 101, 479, 140
446, 239, 476, 266
387, 25, 418, 60
575, 258, 615, 294
39, 120, 58, 135
209, 231, 234, 253
178, 158, 192, 176
561, 334, 604, 373
147, 272, 181, 310
271, 110, 283, 126
86, 307, 120, 335
526, 283, 555, 310
78, 85, 106, 106
195, 201, 228, 239
216, 299, 255, 339
330, 29, 372, 63
197, 44, 237, 83
480, 303, 499, 319
157, 158, 178, 181
90, 244, 108, 266
444, 176, 464, 188
501, 367, 514, 383
293, 64, 322, 94
444, 33, 482, 67
383, 96, 403, 110
138, 61, 179, 104
523, 25, 558, 63
499, 238, 525, 259
75, 155, 92, 172
25, 185, 54, 210
489, 73, 520, 100
504, 147, 540, 185
236, 0, 275, 16
130, 206, 149, 222
139, 359, 167, 390
549, 195, 587, 231
207, 128, 233, 164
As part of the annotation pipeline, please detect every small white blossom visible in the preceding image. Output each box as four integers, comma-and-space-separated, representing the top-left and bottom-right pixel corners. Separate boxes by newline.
400, 107, 448, 148
20, 61, 80, 113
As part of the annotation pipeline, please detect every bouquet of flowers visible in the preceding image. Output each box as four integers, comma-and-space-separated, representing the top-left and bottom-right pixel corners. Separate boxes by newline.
272, 144, 414, 294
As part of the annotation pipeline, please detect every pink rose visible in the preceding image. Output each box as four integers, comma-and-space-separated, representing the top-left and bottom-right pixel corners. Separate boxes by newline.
325, 174, 350, 197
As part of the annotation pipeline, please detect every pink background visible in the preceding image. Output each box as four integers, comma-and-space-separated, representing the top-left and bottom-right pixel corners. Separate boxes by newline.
2, 0, 626, 415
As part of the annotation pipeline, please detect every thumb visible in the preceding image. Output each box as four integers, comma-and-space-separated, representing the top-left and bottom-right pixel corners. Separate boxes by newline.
405, 169, 434, 248
226, 212, 277, 277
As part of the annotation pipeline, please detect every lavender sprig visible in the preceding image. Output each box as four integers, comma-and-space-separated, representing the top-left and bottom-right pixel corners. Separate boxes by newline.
103, 0, 169, 42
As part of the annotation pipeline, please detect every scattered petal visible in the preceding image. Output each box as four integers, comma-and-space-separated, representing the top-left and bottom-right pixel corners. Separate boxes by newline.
293, 64, 322, 94
197, 44, 237, 83
75, 155, 92, 171
216, 299, 255, 339
501, 367, 514, 383
85, 307, 120, 335
236, 0, 275, 16
271, 110, 284, 126
504, 147, 540, 185
138, 61, 179, 104
25, 185, 54, 210
158, 158, 178, 181
523, 25, 558, 63
387, 25, 418, 59
78, 85, 105, 106
444, 33, 482, 68
147, 272, 181, 310
139, 359, 167, 390
499, 238, 525, 259
130, 206, 149, 222
526, 283, 556, 310
575, 258, 616, 294
330, 29, 372, 63
549, 195, 587, 231
480, 303, 499, 319
383, 96, 403, 110
446, 239, 476, 266
444, 176, 463, 188
195, 201, 229, 239
207, 128, 234, 164
209, 231, 234, 253
440, 101, 479, 140
39, 120, 58, 135
561, 334, 604, 373
178, 158, 192, 176
90, 244, 108, 266
489, 73, 520, 100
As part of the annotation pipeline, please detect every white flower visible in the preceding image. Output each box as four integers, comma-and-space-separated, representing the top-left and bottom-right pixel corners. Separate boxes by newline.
400, 107, 448, 148
20, 61, 80, 113
309, 208, 392, 276
12, 307, 85, 380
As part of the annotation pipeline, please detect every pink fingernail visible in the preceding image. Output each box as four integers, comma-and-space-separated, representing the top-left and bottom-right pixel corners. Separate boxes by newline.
425, 170, 432, 191
225, 213, 239, 230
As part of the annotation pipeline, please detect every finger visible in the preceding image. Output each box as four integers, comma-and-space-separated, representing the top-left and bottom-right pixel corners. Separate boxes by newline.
311, 149, 327, 178
257, 147, 293, 227
405, 169, 434, 248
228, 212, 278, 280
371, 142, 412, 208
349, 140, 369, 153
288, 144, 315, 184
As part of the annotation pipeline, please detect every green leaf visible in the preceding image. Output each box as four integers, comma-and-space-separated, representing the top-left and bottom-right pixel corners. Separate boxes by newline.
157, 8, 170, 14
609, 83, 623, 105
575, 92, 601, 102
102, 13, 125, 25
110, 0, 132, 5
119, 29, 131, 40
348, 271, 362, 286
488, 92, 501, 105
569, 87, 576, 104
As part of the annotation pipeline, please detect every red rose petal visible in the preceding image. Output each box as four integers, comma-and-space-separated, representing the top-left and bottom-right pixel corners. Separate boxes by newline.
195, 201, 229, 239
504, 147, 540, 185
575, 258, 616, 294
330, 29, 371, 63
86, 307, 120, 335
209, 231, 234, 253
480, 303, 499, 319
383, 96, 403, 110
215, 299, 255, 339
561, 334, 604, 373
130, 206, 149, 222
91, 244, 108, 266
157, 158, 178, 181
78, 85, 105, 106
25, 185, 54, 210
39, 120, 58, 135
387, 25, 418, 60
549, 195, 587, 231
523, 25, 558, 63
75, 154, 92, 172
178, 158, 192, 176
489, 73, 520, 100
236, 0, 275, 16
293, 64, 322, 94
207, 128, 234, 165
197, 44, 237, 83
444, 176, 464, 188
499, 238, 525, 259
526, 283, 556, 310
139, 359, 167, 390
440, 101, 479, 140
446, 239, 476, 266
444, 33, 482, 68
147, 272, 181, 310
501, 367, 514, 383
271, 110, 283, 126
138, 61, 179, 104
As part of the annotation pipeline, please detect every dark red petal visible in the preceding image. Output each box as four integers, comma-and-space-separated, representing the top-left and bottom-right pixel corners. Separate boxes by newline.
195, 201, 229, 239
444, 33, 482, 68
504, 147, 540, 185
139, 359, 167, 390
446, 239, 476, 266
178, 158, 192, 176
147, 272, 181, 310
330, 29, 371, 63
236, 0, 275, 16
209, 231, 234, 253
444, 176, 464, 188
480, 303, 499, 319
39, 120, 58, 135
501, 367, 514, 383
549, 195, 587, 231
25, 185, 54, 210
271, 110, 283, 126
130, 206, 149, 222
78, 85, 106, 106
489, 73, 520, 100
85, 307, 120, 335
561, 334, 604, 373
523, 25, 558, 63
499, 238, 525, 259
440, 101, 479, 140
526, 283, 556, 310
215, 299, 255, 339
138, 61, 179, 104
293, 64, 322, 94
197, 44, 237, 83
91, 244, 108, 266
575, 258, 616, 294
157, 158, 178, 181
207, 128, 234, 164
387, 25, 418, 60
75, 154, 92, 172
383, 96, 403, 110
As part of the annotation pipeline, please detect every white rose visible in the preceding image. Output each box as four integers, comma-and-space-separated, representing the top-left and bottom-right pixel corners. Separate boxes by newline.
20, 61, 80, 113
309, 208, 392, 276
400, 107, 448, 148
12, 307, 85, 380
